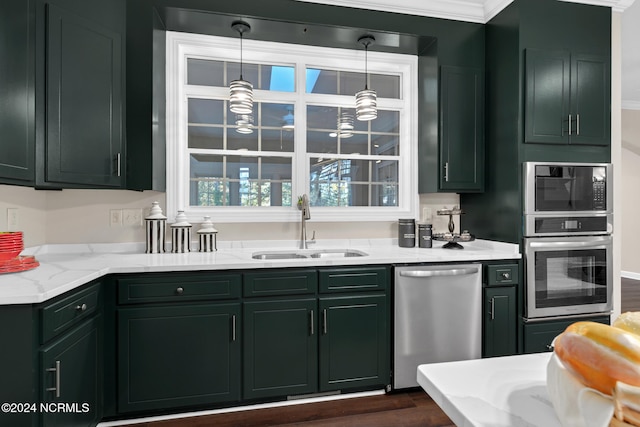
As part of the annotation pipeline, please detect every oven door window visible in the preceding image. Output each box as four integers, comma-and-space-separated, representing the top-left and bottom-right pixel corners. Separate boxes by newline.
535, 165, 606, 212
534, 248, 607, 309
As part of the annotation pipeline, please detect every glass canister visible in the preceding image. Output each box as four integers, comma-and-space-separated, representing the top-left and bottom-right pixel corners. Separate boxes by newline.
398, 218, 416, 248
418, 223, 433, 248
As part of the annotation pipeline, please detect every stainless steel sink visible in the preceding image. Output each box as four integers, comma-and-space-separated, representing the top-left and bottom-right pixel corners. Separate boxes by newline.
309, 249, 368, 258
251, 249, 368, 260
251, 252, 308, 260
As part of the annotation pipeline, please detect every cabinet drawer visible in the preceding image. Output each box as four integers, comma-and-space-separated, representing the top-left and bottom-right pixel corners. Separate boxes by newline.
41, 282, 101, 343
243, 269, 317, 297
319, 267, 388, 294
118, 273, 241, 304
486, 264, 518, 286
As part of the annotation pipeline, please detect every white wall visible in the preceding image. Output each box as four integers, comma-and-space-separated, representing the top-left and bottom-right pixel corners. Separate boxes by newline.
0, 184, 459, 247
621, 109, 640, 277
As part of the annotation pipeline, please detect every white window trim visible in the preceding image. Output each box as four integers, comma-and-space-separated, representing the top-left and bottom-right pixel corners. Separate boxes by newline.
166, 31, 418, 223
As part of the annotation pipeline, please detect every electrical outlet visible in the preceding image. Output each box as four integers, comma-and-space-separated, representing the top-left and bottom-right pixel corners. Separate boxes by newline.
7, 208, 19, 230
123, 209, 143, 227
110, 209, 122, 227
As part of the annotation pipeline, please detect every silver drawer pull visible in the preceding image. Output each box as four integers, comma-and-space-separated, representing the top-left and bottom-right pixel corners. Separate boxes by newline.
176, 287, 184, 295
75, 303, 87, 312
46, 361, 61, 398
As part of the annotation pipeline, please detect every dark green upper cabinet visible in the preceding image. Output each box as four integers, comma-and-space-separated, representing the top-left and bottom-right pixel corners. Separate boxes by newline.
0, 0, 35, 185
438, 65, 485, 192
525, 48, 609, 146
40, 2, 124, 188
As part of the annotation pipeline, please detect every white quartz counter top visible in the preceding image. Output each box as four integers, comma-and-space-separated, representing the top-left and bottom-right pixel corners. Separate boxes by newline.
418, 353, 560, 427
0, 238, 519, 305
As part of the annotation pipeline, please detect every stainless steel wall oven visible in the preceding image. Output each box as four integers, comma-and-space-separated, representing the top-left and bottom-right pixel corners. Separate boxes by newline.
523, 162, 613, 320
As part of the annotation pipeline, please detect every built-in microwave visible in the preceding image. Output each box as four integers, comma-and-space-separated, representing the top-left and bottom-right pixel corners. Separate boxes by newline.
523, 162, 613, 237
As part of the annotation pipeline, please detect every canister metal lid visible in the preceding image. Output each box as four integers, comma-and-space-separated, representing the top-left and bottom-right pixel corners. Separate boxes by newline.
398, 218, 415, 224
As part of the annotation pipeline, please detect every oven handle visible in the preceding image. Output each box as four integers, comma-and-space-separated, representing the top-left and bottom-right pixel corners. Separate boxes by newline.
526, 239, 611, 250
522, 312, 612, 323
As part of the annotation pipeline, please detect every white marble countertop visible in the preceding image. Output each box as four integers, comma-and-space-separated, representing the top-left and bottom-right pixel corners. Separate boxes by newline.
0, 238, 519, 305
417, 353, 560, 427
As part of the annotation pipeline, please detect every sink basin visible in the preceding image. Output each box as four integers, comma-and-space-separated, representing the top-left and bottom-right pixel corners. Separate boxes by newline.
309, 249, 368, 258
251, 249, 368, 260
251, 252, 308, 260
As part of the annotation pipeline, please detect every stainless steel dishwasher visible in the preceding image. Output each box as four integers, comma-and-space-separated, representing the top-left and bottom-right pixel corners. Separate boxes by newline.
393, 263, 482, 389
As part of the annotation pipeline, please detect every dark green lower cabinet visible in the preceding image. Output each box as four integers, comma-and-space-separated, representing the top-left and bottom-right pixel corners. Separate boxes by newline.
243, 299, 318, 400
319, 295, 388, 391
523, 315, 610, 354
117, 303, 241, 413
40, 316, 102, 427
482, 287, 516, 357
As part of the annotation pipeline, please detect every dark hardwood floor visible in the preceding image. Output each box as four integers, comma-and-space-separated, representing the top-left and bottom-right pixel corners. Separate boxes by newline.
118, 278, 640, 427
117, 390, 454, 427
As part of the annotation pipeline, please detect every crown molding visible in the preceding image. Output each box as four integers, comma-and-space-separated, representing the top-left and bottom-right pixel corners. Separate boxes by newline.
293, 0, 636, 23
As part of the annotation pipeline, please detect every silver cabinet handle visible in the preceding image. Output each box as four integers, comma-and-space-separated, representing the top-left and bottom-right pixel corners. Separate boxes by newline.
444, 162, 449, 182
231, 315, 236, 342
116, 153, 121, 177
490, 297, 495, 320
568, 114, 572, 136
322, 309, 327, 334
576, 114, 580, 135
310, 310, 314, 335
46, 360, 61, 398
75, 303, 87, 312
501, 272, 510, 281
176, 287, 184, 295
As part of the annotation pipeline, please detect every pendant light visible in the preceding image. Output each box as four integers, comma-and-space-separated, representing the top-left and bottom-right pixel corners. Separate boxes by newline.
229, 21, 253, 115
235, 113, 254, 134
355, 35, 377, 121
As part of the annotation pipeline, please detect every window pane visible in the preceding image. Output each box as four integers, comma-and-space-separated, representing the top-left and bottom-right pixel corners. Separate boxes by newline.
307, 105, 337, 129
227, 128, 258, 151
262, 103, 294, 128
188, 126, 223, 149
227, 62, 259, 89
309, 158, 398, 207
340, 133, 368, 155
262, 129, 294, 152
189, 154, 292, 207
307, 130, 337, 154
188, 99, 224, 125
371, 110, 399, 133
307, 68, 400, 99
260, 65, 295, 92
187, 59, 225, 86
370, 73, 400, 99
371, 134, 399, 156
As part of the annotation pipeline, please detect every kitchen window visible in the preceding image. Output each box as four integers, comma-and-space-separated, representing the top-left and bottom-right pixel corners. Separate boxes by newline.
166, 32, 418, 222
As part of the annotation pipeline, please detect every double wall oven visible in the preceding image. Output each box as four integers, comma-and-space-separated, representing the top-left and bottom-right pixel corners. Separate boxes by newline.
523, 162, 613, 320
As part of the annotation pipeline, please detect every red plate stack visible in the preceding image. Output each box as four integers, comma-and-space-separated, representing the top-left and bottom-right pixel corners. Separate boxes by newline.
0, 232, 39, 274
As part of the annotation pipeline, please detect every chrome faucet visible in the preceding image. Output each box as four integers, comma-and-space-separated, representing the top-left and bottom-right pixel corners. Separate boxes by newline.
298, 194, 313, 249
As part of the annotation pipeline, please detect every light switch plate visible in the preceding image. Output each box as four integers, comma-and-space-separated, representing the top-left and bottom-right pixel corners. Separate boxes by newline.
7, 208, 19, 230
122, 209, 143, 227
110, 209, 122, 227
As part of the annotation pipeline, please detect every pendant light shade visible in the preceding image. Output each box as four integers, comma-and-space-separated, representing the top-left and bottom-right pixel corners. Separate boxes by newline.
235, 114, 254, 134
356, 35, 377, 121
229, 21, 253, 115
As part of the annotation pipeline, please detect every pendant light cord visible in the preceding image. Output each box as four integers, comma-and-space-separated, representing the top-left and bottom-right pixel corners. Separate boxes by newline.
239, 30, 244, 81
364, 43, 369, 90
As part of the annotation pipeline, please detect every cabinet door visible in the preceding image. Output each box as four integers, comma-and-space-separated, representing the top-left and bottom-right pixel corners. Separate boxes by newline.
117, 303, 241, 413
243, 299, 317, 400
0, 0, 34, 184
483, 287, 516, 358
524, 49, 571, 145
570, 53, 610, 146
319, 295, 389, 391
523, 315, 609, 354
40, 316, 101, 427
439, 65, 484, 192
44, 3, 123, 187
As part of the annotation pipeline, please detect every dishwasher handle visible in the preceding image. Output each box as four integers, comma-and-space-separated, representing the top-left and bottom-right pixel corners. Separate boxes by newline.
398, 267, 479, 278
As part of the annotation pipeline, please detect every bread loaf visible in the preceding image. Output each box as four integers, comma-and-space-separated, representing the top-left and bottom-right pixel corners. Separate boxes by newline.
554, 321, 640, 395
